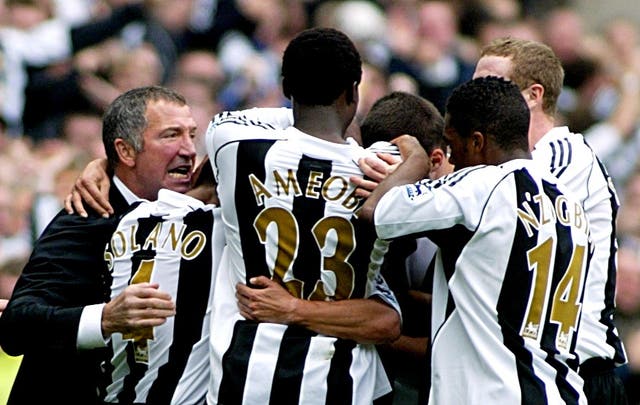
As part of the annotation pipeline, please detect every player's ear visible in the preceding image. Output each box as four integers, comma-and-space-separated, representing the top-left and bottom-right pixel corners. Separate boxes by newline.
470, 131, 485, 151
428, 148, 444, 179
430, 148, 444, 167
114, 138, 137, 168
522, 83, 543, 108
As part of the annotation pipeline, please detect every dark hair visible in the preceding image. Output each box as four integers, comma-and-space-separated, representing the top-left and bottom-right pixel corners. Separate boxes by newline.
102, 86, 186, 168
446, 77, 529, 151
360, 92, 445, 152
282, 27, 362, 106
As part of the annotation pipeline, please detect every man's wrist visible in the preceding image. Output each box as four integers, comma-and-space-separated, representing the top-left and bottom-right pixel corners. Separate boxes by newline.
77, 303, 108, 350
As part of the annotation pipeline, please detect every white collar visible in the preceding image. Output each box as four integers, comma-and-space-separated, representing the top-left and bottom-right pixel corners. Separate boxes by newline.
113, 175, 142, 204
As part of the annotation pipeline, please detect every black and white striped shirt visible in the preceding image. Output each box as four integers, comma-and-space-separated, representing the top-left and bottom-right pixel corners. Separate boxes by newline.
533, 126, 626, 367
104, 190, 223, 404
205, 108, 399, 405
375, 159, 591, 404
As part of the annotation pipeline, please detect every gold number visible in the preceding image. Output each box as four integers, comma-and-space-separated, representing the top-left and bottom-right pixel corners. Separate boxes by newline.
521, 237, 586, 350
122, 259, 155, 363
309, 217, 355, 300
254, 207, 356, 300
254, 207, 303, 298
550, 244, 585, 350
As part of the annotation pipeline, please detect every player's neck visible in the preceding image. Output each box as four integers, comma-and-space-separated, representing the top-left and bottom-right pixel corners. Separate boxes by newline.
293, 104, 349, 144
528, 111, 556, 150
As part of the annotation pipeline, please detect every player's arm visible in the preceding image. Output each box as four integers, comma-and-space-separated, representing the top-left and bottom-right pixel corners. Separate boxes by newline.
236, 276, 401, 344
64, 156, 218, 217
64, 158, 112, 218
358, 135, 431, 223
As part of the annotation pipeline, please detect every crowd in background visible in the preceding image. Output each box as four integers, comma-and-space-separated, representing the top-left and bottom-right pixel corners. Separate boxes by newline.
3, 0, 640, 401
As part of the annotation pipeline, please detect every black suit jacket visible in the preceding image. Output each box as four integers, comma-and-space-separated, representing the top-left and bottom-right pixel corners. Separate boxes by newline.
0, 185, 130, 405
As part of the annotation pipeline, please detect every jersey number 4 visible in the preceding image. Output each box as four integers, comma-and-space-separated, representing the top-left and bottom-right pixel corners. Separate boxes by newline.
122, 259, 155, 364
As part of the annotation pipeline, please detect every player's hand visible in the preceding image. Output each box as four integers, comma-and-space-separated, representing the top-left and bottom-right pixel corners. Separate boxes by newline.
392, 134, 432, 175
0, 298, 7, 317
391, 134, 425, 161
64, 158, 113, 218
236, 276, 298, 324
101, 283, 175, 337
361, 153, 402, 183
351, 153, 402, 198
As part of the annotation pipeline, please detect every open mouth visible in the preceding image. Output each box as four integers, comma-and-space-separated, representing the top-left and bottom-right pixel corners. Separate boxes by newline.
168, 165, 192, 179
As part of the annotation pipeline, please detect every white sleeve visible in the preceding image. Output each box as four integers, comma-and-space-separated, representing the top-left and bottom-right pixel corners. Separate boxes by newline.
368, 272, 402, 319
76, 303, 108, 350
375, 182, 464, 240
3, 20, 73, 65
374, 167, 493, 240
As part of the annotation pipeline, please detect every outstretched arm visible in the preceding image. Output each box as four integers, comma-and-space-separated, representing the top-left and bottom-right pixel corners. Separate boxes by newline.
236, 276, 401, 344
358, 135, 431, 223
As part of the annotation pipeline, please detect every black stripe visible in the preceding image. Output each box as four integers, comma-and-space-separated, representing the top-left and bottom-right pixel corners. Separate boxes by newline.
118, 214, 163, 402
119, 342, 150, 403
427, 224, 473, 340
497, 169, 547, 403
236, 140, 278, 282
218, 321, 259, 404
549, 141, 559, 175
270, 326, 315, 404
595, 157, 627, 364
325, 339, 356, 405
547, 351, 581, 405
542, 179, 581, 403
146, 208, 214, 403
555, 139, 571, 178
290, 154, 331, 299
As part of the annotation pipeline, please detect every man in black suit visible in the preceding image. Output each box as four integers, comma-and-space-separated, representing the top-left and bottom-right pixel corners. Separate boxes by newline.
0, 86, 199, 404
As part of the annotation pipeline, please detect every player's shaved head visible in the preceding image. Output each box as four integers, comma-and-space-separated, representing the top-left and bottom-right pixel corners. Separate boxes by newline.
446, 76, 530, 151
281, 27, 362, 106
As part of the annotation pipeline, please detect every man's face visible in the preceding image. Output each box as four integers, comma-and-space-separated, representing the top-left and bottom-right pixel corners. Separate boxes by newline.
474, 55, 535, 109
443, 113, 478, 171
473, 55, 513, 81
134, 99, 198, 199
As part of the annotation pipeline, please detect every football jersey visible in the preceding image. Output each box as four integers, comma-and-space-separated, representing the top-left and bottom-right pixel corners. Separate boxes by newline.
103, 189, 224, 404
532, 126, 626, 366
205, 108, 399, 405
375, 159, 590, 405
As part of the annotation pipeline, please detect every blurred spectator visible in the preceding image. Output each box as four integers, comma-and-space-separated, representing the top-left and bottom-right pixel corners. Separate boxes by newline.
169, 49, 226, 159
386, 1, 475, 113
78, 41, 164, 110
614, 246, 640, 404
0, 0, 145, 138
0, 185, 31, 267
617, 170, 640, 247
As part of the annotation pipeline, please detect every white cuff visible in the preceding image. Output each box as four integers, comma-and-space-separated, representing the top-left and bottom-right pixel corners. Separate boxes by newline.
77, 303, 108, 350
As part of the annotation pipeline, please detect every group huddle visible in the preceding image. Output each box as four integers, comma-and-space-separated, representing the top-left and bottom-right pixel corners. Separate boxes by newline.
0, 27, 627, 405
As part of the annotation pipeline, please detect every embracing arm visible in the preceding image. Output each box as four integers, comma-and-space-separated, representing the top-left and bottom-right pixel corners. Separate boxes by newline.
358, 135, 431, 223
64, 158, 112, 217
236, 276, 401, 344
